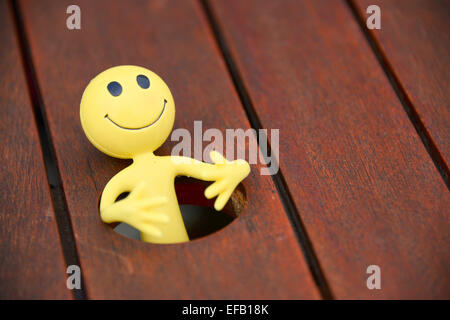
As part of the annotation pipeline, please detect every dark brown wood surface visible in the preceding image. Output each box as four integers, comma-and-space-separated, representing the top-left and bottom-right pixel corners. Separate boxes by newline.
0, 0, 70, 299
355, 0, 450, 175
3, 0, 448, 299
18, 0, 319, 299
209, 0, 450, 299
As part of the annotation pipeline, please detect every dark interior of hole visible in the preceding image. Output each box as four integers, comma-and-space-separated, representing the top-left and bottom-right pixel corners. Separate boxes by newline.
111, 177, 245, 241
181, 204, 234, 239
114, 204, 234, 241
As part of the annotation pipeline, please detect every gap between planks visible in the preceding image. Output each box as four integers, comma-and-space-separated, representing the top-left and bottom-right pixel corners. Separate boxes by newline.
10, 0, 87, 300
200, 0, 335, 300
346, 0, 449, 189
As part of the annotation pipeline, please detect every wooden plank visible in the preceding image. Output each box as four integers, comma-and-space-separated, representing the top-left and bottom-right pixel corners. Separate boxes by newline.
0, 0, 71, 299
354, 0, 450, 177
19, 0, 319, 298
209, 0, 450, 299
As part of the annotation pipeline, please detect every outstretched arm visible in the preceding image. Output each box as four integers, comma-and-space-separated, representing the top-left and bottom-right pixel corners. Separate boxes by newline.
171, 151, 250, 210
171, 156, 222, 181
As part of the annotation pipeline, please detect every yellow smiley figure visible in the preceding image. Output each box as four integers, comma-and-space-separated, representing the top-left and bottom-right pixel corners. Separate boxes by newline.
80, 65, 250, 243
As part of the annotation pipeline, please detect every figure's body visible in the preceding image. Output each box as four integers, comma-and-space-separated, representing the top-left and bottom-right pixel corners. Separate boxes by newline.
100, 152, 248, 243
80, 66, 249, 243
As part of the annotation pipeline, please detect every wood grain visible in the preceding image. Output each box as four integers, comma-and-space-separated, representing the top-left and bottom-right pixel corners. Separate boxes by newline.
209, 0, 450, 298
355, 0, 450, 177
19, 0, 319, 299
0, 0, 70, 299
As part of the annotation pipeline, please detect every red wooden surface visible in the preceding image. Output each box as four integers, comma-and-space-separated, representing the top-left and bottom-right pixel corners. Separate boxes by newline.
2, 0, 448, 299
0, 0, 70, 299
209, 0, 450, 299
355, 0, 450, 175
18, 0, 319, 299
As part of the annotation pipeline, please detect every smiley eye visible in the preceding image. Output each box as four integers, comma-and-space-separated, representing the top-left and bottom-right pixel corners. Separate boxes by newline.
107, 81, 122, 96
137, 75, 150, 89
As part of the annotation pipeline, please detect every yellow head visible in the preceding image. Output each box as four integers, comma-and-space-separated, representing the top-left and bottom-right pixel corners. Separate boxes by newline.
80, 65, 175, 158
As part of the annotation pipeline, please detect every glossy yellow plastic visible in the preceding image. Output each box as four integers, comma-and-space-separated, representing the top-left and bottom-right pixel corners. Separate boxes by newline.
80, 65, 250, 243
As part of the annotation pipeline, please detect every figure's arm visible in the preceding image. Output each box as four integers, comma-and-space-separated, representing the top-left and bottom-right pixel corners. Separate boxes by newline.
99, 170, 169, 238
99, 170, 135, 213
171, 151, 250, 210
171, 156, 222, 181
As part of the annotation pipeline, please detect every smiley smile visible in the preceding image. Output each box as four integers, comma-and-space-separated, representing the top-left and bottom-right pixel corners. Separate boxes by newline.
105, 99, 167, 130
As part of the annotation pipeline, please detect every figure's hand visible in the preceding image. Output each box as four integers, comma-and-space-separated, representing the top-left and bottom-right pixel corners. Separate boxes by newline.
204, 151, 250, 211
101, 182, 169, 238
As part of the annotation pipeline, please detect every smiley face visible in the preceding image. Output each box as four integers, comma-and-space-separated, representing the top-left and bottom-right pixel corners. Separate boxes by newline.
80, 66, 175, 158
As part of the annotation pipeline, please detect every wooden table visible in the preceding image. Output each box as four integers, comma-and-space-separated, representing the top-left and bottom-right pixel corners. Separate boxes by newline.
0, 0, 448, 299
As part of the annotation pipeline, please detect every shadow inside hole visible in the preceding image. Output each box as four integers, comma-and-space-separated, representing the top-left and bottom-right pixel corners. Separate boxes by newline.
110, 177, 246, 241
114, 204, 235, 241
